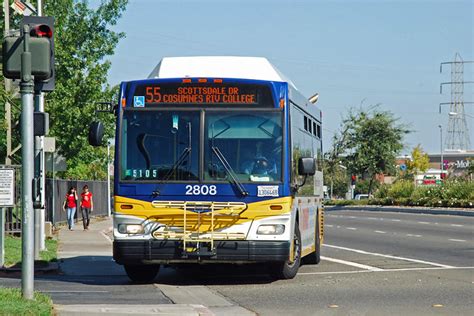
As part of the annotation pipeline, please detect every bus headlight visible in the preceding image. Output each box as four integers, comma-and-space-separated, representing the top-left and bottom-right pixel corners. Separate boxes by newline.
257, 224, 285, 235
118, 224, 144, 234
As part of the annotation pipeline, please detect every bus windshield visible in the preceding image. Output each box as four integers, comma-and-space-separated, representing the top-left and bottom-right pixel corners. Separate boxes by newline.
205, 111, 282, 182
120, 109, 283, 183
120, 110, 200, 181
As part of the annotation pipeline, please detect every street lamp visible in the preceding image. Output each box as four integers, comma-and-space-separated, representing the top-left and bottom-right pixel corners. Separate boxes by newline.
438, 125, 443, 172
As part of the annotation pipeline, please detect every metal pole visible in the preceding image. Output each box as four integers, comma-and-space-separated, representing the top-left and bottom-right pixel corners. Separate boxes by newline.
21, 24, 35, 300
439, 125, 444, 173
37, 0, 46, 251
3, 0, 12, 166
107, 142, 111, 217
51, 152, 56, 226
0, 207, 5, 267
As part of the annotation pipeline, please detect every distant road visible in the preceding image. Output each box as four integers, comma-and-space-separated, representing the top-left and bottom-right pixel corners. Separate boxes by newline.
324, 210, 473, 267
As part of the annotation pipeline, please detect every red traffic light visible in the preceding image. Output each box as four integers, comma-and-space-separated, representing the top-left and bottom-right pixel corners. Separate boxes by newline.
31, 24, 52, 38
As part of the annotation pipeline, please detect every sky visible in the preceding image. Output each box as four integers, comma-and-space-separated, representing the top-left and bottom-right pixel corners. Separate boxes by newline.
100, 0, 473, 154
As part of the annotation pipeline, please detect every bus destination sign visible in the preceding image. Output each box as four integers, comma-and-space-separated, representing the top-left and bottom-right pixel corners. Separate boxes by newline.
133, 83, 273, 107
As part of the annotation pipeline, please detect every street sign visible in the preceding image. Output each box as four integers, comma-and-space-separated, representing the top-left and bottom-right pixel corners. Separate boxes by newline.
11, 0, 37, 16
0, 168, 15, 207
45, 154, 66, 172
400, 164, 407, 171
44, 137, 56, 152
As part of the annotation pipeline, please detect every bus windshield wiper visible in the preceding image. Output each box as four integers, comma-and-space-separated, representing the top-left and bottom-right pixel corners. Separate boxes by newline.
163, 122, 192, 182
211, 145, 248, 196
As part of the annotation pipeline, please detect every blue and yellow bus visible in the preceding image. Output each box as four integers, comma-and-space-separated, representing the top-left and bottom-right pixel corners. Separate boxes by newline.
90, 57, 324, 282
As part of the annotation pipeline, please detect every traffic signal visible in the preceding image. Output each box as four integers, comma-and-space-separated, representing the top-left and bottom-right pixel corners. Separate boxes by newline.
351, 175, 357, 185
2, 16, 54, 90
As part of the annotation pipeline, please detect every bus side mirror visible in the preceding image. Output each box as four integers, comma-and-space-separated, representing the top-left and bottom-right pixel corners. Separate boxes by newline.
88, 121, 104, 146
298, 157, 316, 176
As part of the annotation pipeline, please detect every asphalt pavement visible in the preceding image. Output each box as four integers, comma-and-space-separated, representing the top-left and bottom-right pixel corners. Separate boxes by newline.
0, 210, 472, 315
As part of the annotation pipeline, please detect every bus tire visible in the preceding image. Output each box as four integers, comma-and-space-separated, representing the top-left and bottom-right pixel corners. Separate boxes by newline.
124, 264, 160, 283
270, 223, 301, 279
303, 217, 321, 264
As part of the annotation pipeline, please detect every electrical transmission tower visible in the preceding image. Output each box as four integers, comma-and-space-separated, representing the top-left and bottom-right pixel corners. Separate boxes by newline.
440, 53, 474, 150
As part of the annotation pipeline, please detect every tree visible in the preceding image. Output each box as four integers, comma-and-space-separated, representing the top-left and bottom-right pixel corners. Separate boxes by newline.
0, 0, 128, 179
406, 145, 430, 176
330, 106, 410, 195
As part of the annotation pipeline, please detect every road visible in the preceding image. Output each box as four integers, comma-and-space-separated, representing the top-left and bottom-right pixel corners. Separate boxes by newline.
1, 210, 472, 315
202, 210, 473, 315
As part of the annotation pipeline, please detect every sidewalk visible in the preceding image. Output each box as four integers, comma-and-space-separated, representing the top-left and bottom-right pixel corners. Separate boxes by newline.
54, 217, 253, 315
57, 217, 122, 276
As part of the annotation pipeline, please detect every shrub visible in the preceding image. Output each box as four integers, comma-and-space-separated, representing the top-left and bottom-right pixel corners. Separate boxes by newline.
387, 180, 415, 199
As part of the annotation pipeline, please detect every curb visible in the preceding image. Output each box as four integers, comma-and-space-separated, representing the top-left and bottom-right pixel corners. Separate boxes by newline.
325, 205, 474, 217
53, 304, 210, 316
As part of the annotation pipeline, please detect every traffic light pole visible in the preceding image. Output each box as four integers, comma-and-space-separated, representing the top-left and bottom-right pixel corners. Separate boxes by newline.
20, 24, 35, 300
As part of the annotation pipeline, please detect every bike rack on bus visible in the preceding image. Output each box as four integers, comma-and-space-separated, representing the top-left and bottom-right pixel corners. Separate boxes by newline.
150, 201, 247, 257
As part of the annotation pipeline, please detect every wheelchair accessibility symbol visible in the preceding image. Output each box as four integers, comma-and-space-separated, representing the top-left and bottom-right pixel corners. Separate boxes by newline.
134, 96, 145, 107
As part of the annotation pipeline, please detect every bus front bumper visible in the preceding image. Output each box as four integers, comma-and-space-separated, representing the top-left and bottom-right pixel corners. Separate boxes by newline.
113, 240, 290, 264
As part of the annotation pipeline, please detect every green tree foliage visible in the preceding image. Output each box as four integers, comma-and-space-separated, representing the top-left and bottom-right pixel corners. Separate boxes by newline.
1, 0, 127, 180
406, 145, 430, 176
322, 156, 347, 198
330, 106, 410, 195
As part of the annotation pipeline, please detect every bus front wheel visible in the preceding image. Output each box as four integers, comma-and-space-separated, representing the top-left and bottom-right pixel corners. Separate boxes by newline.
124, 264, 160, 283
270, 224, 301, 279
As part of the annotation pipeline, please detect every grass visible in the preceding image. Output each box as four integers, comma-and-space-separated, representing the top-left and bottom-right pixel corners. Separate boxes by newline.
0, 288, 52, 316
4, 236, 57, 267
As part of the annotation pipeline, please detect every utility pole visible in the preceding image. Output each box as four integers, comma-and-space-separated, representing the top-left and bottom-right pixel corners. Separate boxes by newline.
20, 24, 35, 300
440, 53, 474, 150
3, 0, 12, 165
439, 125, 443, 172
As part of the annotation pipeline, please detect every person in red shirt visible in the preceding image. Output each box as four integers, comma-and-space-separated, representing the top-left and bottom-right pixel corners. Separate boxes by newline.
63, 187, 78, 230
80, 185, 94, 230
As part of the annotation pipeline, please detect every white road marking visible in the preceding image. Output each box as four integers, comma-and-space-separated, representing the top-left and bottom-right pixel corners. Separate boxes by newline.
418, 221, 430, 224
449, 239, 466, 242
367, 217, 378, 220
324, 244, 455, 268
326, 224, 334, 227
406, 234, 422, 238
347, 216, 356, 219
321, 256, 383, 271
375, 230, 386, 234
391, 219, 401, 222
346, 227, 357, 230
298, 266, 474, 276
451, 224, 464, 227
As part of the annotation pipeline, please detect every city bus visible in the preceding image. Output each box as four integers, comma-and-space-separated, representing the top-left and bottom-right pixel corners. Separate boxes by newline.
89, 57, 324, 282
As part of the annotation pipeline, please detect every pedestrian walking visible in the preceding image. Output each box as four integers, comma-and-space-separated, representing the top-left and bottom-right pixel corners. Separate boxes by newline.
80, 185, 94, 230
63, 187, 78, 230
